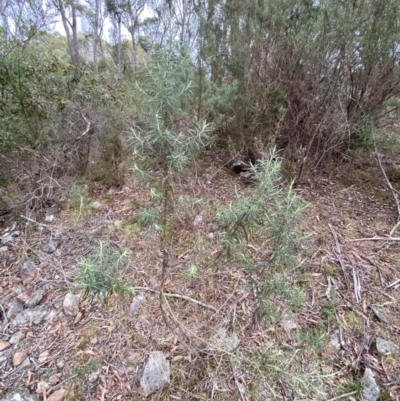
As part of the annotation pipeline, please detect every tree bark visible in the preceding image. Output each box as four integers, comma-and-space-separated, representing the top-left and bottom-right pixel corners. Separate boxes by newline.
56, 0, 80, 66
92, 0, 100, 73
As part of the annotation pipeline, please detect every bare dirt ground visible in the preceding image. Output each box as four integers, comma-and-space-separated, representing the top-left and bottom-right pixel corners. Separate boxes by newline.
0, 148, 399, 401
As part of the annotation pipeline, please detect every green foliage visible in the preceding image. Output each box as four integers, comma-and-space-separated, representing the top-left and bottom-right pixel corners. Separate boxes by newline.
75, 241, 134, 301
198, 0, 400, 170
129, 42, 213, 249
218, 150, 308, 319
237, 344, 329, 399
297, 328, 327, 351
130, 45, 213, 181
67, 183, 90, 218
134, 46, 195, 123
202, 78, 240, 129
183, 264, 198, 282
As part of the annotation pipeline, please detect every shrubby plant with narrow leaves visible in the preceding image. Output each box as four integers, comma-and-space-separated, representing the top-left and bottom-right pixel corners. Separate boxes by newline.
218, 150, 308, 320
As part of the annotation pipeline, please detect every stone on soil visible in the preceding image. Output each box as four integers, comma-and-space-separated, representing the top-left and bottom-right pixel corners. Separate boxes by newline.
9, 332, 25, 345
0, 340, 11, 351
129, 295, 144, 316
140, 351, 170, 394
0, 389, 38, 401
376, 337, 399, 354
38, 350, 49, 364
281, 313, 297, 330
26, 289, 45, 308
0, 355, 7, 367
361, 368, 380, 401
19, 261, 37, 280
370, 305, 388, 324
63, 293, 79, 317
7, 299, 24, 319
13, 351, 28, 366
11, 308, 46, 328
330, 329, 341, 350
43, 239, 57, 254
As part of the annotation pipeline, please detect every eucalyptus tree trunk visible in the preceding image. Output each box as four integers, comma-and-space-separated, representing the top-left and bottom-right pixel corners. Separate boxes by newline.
92, 0, 100, 73
56, 0, 80, 66
0, 0, 10, 44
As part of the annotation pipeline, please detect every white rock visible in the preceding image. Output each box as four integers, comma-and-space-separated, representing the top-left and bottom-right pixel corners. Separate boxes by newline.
282, 313, 297, 330
91, 201, 102, 209
0, 389, 38, 401
7, 299, 24, 319
193, 214, 203, 227
129, 295, 145, 316
330, 329, 341, 350
63, 293, 79, 317
376, 337, 399, 354
361, 368, 380, 401
36, 382, 49, 394
140, 351, 170, 394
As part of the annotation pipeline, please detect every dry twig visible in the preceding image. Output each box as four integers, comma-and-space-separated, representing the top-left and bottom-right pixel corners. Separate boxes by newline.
349, 236, 400, 242
326, 390, 358, 401
136, 287, 217, 312
21, 214, 53, 228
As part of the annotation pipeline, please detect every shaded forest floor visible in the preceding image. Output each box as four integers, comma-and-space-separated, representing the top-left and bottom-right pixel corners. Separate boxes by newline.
1, 145, 400, 401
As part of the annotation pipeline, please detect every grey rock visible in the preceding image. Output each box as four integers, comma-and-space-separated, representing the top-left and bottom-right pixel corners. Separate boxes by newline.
11, 308, 46, 328
0, 246, 8, 252
129, 295, 144, 316
370, 305, 388, 324
91, 201, 102, 209
1, 233, 12, 244
88, 374, 98, 383
376, 338, 399, 354
7, 299, 24, 319
9, 332, 25, 345
0, 354, 7, 368
140, 351, 170, 394
19, 261, 37, 280
26, 289, 45, 308
193, 214, 203, 227
63, 293, 79, 317
43, 239, 57, 253
56, 359, 65, 368
281, 313, 297, 330
330, 329, 341, 351
0, 388, 38, 401
45, 214, 54, 222
361, 368, 380, 401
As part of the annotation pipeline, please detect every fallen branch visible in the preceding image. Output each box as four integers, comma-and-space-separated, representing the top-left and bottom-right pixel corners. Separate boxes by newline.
326, 390, 358, 401
136, 287, 217, 312
21, 214, 52, 228
328, 223, 341, 254
348, 237, 400, 242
